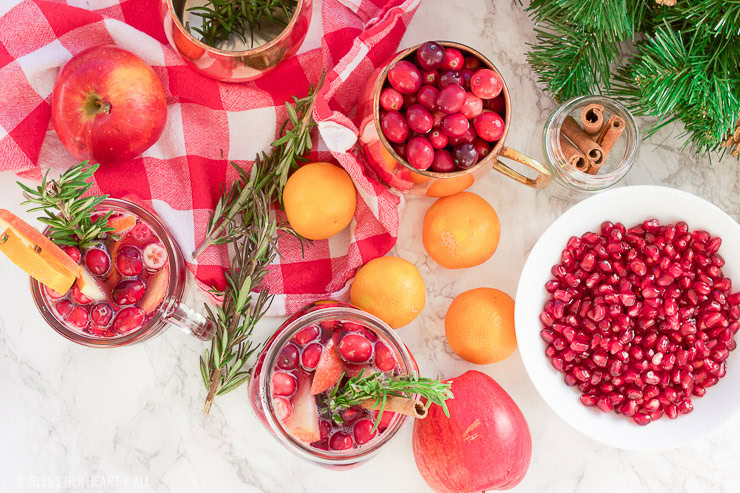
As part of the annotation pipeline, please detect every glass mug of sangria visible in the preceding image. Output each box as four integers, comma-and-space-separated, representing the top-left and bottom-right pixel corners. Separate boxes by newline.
29, 198, 215, 347
249, 301, 420, 467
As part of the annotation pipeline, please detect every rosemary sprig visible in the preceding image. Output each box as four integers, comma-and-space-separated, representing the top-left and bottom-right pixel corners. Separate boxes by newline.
322, 372, 454, 430
200, 74, 324, 413
17, 161, 113, 248
193, 71, 324, 259
188, 0, 297, 49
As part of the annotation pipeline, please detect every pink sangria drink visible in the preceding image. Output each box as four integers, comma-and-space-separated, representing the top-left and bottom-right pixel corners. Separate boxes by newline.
249, 301, 419, 467
30, 198, 213, 346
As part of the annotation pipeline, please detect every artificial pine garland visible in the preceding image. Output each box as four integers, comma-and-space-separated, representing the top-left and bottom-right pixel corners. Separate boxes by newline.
523, 0, 740, 158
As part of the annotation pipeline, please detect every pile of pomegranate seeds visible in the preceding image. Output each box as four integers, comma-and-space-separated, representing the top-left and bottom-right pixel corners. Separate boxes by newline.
540, 219, 740, 425
379, 41, 506, 172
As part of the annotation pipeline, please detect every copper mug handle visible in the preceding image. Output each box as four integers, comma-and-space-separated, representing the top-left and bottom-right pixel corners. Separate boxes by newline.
492, 146, 551, 190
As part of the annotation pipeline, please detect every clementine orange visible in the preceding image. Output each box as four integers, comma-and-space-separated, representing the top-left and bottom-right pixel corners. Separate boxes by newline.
422, 192, 500, 269
350, 256, 426, 329
283, 162, 357, 240
445, 288, 516, 364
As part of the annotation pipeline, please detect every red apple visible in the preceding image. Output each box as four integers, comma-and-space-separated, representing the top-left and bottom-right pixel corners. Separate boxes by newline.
51, 45, 167, 164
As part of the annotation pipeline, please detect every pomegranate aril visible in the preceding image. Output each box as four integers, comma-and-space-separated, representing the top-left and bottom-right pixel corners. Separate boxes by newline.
632, 413, 652, 426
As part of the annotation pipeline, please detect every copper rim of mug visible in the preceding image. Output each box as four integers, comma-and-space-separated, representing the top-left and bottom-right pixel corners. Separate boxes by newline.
166, 0, 307, 57
259, 306, 418, 466
29, 198, 186, 348
372, 40, 512, 179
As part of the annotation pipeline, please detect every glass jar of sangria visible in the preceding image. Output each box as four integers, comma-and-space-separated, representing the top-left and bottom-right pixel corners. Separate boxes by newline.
30, 198, 214, 347
249, 301, 419, 467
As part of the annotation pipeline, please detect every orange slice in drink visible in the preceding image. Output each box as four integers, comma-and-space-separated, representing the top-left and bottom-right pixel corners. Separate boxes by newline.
0, 209, 82, 294
108, 214, 137, 234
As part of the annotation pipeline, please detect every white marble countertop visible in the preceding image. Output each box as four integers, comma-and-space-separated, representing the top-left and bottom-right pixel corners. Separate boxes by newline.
2, 0, 740, 492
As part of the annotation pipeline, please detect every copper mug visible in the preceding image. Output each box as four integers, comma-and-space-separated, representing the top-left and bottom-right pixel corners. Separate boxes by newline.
159, 0, 312, 83
357, 41, 551, 197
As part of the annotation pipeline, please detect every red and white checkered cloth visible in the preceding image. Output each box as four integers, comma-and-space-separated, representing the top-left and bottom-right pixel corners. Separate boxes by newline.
0, 0, 419, 315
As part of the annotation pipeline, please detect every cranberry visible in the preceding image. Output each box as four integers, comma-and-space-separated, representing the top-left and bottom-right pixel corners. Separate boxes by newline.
448, 126, 476, 146
293, 325, 320, 345
473, 138, 492, 160
131, 222, 152, 242
403, 93, 418, 109
432, 110, 445, 128
374, 342, 396, 371
406, 136, 435, 170
68, 306, 89, 328
273, 397, 292, 421
85, 248, 110, 276
45, 286, 66, 299
470, 69, 504, 99
460, 69, 474, 90
430, 150, 456, 173
301, 342, 323, 370
453, 143, 479, 169
417, 85, 439, 111
393, 143, 406, 158
463, 56, 481, 71
353, 419, 378, 445
438, 70, 463, 88
62, 246, 81, 263
441, 47, 464, 70
460, 92, 483, 119
379, 87, 403, 111
406, 104, 434, 134
339, 334, 373, 363
319, 420, 332, 439
71, 284, 93, 305
91, 303, 113, 326
381, 111, 409, 143
55, 299, 74, 319
474, 111, 505, 141
428, 129, 448, 149
387, 61, 422, 94
329, 431, 354, 450
374, 410, 395, 432
341, 407, 364, 423
277, 343, 300, 370
112, 306, 144, 333
440, 113, 469, 138
272, 371, 297, 396
486, 95, 506, 115
116, 245, 144, 276
435, 85, 466, 114
421, 70, 439, 86
416, 41, 445, 70
112, 279, 146, 306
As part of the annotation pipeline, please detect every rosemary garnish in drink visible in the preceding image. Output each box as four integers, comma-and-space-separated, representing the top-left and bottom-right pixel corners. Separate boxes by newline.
322, 372, 454, 430
200, 74, 324, 414
188, 0, 298, 49
17, 161, 113, 248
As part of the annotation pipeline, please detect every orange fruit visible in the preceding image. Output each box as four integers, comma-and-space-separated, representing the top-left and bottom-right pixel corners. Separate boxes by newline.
350, 256, 426, 329
0, 209, 82, 294
426, 174, 474, 197
422, 192, 500, 269
283, 162, 357, 240
445, 288, 516, 364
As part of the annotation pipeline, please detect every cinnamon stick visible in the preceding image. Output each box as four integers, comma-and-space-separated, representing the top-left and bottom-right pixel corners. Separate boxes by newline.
581, 104, 605, 136
596, 115, 626, 159
561, 115, 604, 168
360, 396, 428, 419
558, 134, 589, 172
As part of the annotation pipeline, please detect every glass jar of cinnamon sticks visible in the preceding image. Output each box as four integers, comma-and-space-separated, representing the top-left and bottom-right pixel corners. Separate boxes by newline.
542, 95, 638, 201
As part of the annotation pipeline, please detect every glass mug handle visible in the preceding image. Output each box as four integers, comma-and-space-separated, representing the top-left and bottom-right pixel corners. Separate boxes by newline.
166, 301, 216, 341
493, 146, 552, 190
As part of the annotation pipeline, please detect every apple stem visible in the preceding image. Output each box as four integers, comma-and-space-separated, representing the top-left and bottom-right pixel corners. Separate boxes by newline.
97, 100, 112, 114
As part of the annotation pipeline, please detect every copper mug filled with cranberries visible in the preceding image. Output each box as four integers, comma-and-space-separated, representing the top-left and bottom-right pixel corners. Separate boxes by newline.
357, 40, 551, 197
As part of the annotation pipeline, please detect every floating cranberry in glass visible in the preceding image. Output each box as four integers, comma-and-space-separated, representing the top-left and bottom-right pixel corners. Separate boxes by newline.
381, 111, 409, 143
406, 104, 434, 134
428, 129, 448, 149
112, 279, 146, 306
68, 306, 89, 328
417, 85, 439, 111
470, 69, 504, 99
430, 150, 456, 173
453, 143, 479, 169
379, 87, 403, 111
435, 85, 466, 114
91, 303, 113, 326
339, 334, 374, 363
85, 248, 110, 276
416, 41, 445, 70
62, 246, 81, 263
441, 47, 464, 70
474, 111, 505, 142
113, 306, 145, 334
438, 70, 463, 88
440, 113, 469, 138
460, 92, 483, 119
116, 245, 143, 276
387, 60, 422, 94
406, 136, 435, 170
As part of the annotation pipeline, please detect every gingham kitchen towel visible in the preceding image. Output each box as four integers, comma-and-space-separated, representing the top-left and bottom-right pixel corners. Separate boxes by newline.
0, 0, 419, 315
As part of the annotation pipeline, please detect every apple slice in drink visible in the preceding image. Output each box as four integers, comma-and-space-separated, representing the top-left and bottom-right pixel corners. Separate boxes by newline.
310, 335, 344, 395
76, 268, 107, 302
283, 371, 320, 443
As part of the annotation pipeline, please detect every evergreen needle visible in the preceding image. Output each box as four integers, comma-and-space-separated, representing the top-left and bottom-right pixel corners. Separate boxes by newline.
17, 161, 113, 248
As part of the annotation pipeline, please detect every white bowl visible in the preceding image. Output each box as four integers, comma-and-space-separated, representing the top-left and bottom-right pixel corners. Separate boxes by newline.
515, 185, 740, 450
